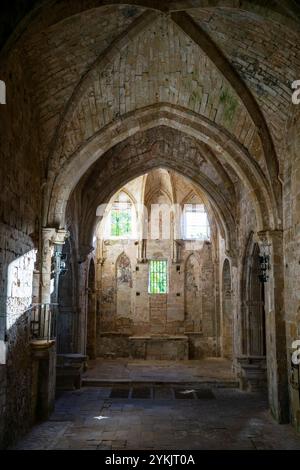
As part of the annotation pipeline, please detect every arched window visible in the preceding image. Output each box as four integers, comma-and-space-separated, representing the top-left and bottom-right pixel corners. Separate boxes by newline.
183, 204, 210, 240
109, 191, 133, 238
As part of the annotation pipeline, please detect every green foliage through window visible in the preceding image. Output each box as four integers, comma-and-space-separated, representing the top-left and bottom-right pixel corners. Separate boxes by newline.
149, 260, 168, 294
110, 192, 132, 237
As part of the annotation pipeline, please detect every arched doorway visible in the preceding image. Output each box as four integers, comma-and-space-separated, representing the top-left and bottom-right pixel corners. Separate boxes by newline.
248, 244, 266, 357
241, 240, 266, 357
57, 239, 76, 353
86, 259, 96, 359
239, 241, 267, 392
222, 259, 233, 359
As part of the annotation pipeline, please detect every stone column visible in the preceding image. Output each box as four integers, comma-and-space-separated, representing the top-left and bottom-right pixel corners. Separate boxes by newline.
258, 230, 289, 423
31, 228, 68, 420
213, 252, 221, 356
40, 228, 68, 304
78, 245, 94, 354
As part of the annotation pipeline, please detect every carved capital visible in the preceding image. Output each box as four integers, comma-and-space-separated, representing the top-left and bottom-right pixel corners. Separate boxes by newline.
42, 228, 69, 245
54, 229, 69, 245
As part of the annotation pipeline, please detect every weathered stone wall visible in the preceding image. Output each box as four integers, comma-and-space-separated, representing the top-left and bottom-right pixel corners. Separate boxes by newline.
96, 238, 218, 358
0, 42, 42, 446
1, 0, 299, 437
284, 107, 300, 430
90, 170, 219, 359
0, 365, 6, 449
4, 310, 37, 446
56, 14, 259, 169
57, 238, 78, 353
189, 8, 300, 166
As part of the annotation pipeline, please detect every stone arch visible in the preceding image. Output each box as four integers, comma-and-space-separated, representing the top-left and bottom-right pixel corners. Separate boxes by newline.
65, 125, 238, 258
116, 252, 132, 318
185, 253, 202, 333
43, 4, 282, 204
46, 105, 277, 250
222, 258, 233, 359
89, 160, 234, 255
86, 258, 96, 359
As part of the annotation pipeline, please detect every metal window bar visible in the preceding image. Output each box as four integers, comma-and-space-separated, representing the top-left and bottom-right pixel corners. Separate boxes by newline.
149, 260, 168, 294
30, 304, 57, 341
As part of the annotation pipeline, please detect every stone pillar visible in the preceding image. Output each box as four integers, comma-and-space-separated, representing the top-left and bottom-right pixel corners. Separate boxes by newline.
31, 228, 68, 420
213, 254, 221, 356
40, 228, 68, 304
78, 245, 94, 355
258, 230, 289, 423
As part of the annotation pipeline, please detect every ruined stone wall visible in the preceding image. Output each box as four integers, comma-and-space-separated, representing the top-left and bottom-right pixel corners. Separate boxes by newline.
235, 182, 258, 357
0, 45, 42, 446
0, 365, 6, 449
283, 107, 300, 430
216, 181, 260, 381
189, 8, 300, 166
54, 14, 264, 176
96, 238, 217, 358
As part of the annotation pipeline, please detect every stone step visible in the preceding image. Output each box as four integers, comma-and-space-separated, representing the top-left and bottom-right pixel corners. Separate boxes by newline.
81, 378, 239, 388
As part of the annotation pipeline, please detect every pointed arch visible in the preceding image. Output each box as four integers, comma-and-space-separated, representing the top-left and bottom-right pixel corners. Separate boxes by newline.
241, 233, 266, 357
47, 104, 277, 249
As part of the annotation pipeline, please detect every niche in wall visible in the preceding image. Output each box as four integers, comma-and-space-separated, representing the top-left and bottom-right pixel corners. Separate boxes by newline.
116, 253, 132, 318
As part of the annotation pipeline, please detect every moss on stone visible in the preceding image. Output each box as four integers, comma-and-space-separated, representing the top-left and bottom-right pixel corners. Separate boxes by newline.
220, 88, 238, 124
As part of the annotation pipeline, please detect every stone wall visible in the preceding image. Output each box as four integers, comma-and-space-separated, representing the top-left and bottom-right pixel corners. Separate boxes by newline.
4, 310, 37, 446
0, 365, 6, 449
0, 0, 298, 440
0, 41, 42, 446
96, 238, 218, 359
284, 107, 300, 430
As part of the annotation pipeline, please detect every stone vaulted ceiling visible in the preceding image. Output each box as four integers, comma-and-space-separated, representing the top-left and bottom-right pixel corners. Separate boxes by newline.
1, 0, 300, 235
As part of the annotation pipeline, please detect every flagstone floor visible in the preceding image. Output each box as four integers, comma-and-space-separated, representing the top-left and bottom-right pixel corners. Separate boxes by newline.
12, 385, 300, 450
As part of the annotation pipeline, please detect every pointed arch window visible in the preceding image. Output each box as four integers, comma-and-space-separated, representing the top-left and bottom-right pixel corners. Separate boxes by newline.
110, 191, 133, 238
183, 204, 210, 240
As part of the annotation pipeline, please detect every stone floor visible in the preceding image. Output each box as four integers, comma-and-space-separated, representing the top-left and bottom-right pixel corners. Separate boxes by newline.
83, 358, 235, 384
12, 386, 300, 450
